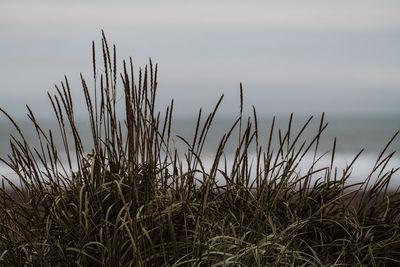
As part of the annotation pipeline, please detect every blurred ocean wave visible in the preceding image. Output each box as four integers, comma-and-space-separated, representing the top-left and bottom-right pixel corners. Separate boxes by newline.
1, 116, 399, 188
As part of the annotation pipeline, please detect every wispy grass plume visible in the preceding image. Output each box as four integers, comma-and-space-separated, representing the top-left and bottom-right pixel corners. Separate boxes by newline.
1, 33, 399, 266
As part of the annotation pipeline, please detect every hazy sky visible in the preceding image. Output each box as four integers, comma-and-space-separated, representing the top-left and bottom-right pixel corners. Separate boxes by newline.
1, 0, 400, 119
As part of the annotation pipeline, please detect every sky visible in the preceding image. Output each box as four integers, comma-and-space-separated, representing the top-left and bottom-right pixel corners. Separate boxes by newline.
1, 0, 400, 119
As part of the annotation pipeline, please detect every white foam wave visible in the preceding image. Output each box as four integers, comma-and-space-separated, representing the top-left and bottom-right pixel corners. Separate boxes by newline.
1, 153, 399, 189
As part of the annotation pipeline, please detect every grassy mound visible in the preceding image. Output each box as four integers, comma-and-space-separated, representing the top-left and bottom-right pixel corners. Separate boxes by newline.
1, 33, 400, 266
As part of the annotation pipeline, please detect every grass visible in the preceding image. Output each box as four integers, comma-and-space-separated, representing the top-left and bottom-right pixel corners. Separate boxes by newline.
1, 32, 400, 266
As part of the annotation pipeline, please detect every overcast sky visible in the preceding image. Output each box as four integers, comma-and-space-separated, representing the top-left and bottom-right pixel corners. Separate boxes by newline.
1, 0, 400, 119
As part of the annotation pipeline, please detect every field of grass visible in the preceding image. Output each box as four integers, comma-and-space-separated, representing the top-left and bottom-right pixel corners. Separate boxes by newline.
1, 33, 400, 266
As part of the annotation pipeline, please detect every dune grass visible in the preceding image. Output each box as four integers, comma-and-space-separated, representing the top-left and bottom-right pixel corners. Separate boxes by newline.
1, 33, 400, 266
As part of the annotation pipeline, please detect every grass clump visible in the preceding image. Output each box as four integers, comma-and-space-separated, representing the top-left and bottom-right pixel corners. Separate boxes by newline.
1, 33, 400, 266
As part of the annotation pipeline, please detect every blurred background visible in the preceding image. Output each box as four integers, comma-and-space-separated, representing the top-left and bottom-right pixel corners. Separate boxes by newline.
1, 0, 399, 185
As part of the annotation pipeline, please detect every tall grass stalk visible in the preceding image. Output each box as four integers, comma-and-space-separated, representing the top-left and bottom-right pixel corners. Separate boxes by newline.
1, 33, 400, 266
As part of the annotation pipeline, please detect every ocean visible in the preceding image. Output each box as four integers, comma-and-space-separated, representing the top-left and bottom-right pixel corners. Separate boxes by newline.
1, 115, 399, 188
